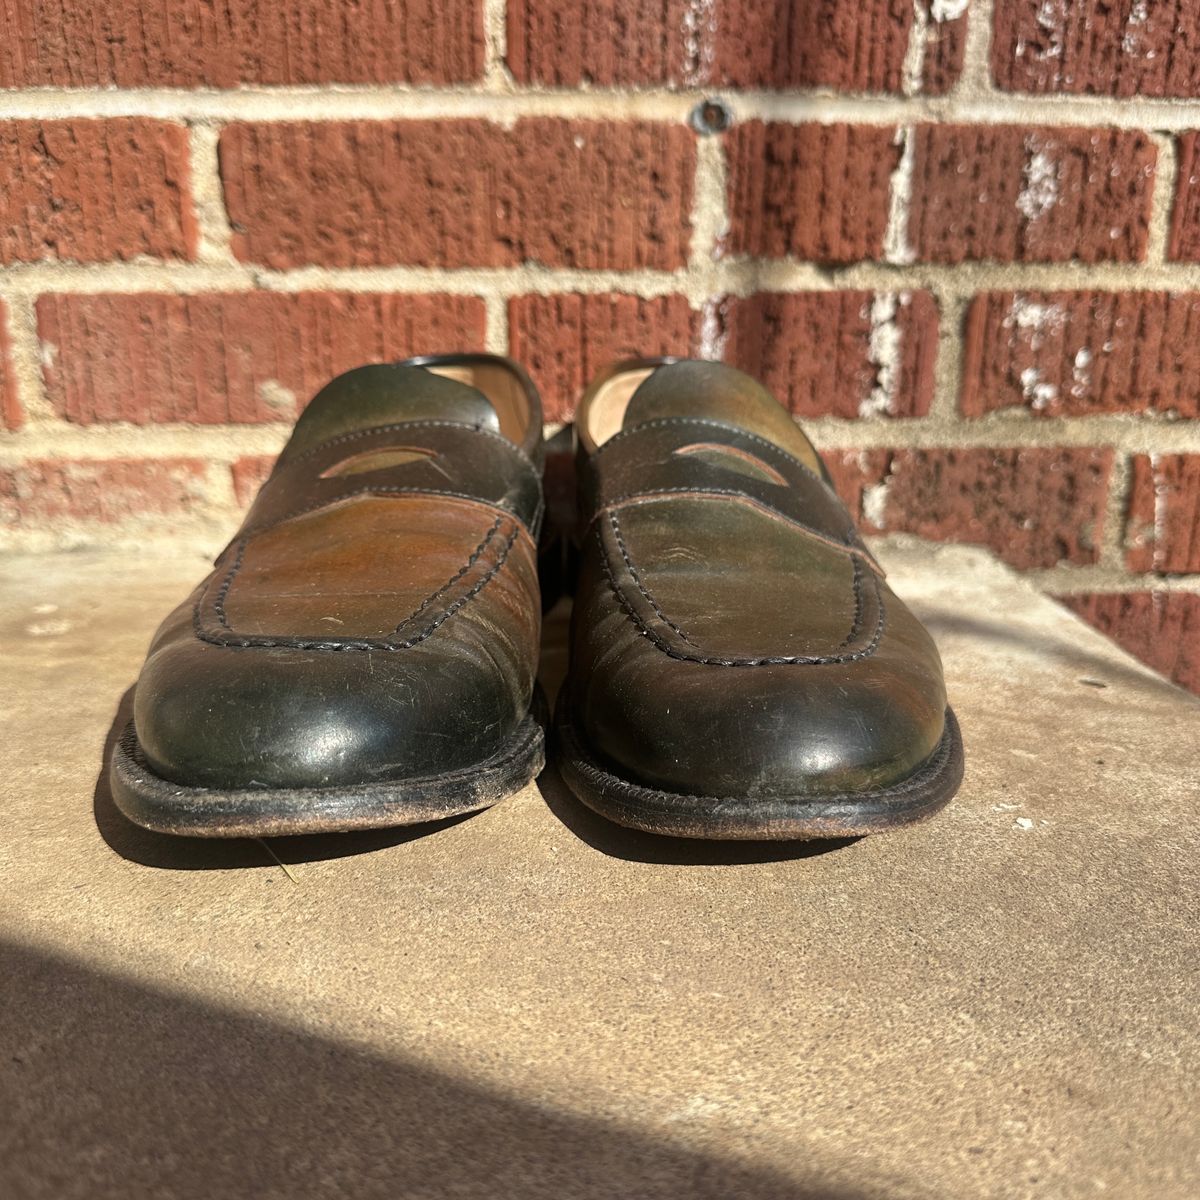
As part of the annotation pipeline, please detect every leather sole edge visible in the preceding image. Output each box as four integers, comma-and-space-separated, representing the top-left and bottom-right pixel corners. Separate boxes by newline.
110, 709, 545, 839
553, 701, 964, 841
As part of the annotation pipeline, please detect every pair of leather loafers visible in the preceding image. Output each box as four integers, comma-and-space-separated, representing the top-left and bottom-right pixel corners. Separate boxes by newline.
111, 354, 963, 841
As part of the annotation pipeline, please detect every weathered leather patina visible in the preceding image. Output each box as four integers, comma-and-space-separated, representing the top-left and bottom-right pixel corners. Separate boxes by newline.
556, 358, 964, 839
111, 355, 546, 837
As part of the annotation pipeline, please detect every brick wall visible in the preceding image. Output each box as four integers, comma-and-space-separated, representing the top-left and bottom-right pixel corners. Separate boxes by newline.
0, 0, 1197, 693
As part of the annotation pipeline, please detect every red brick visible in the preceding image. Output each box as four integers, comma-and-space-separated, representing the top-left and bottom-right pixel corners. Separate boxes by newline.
221, 120, 695, 270
0, 1, 482, 86
231, 456, 276, 507
723, 291, 938, 419
1168, 132, 1200, 261
1062, 593, 1200, 695
507, 0, 965, 94
726, 122, 897, 263
1124, 454, 1200, 575
0, 120, 196, 264
908, 125, 1156, 264
962, 291, 1200, 419
993, 0, 1200, 97
824, 447, 1113, 569
823, 448, 896, 520
36, 292, 486, 425
509, 294, 699, 423
0, 300, 19, 430
0, 458, 208, 524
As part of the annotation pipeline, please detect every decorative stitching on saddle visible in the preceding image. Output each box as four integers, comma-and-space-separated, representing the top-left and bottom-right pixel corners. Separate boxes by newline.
597, 522, 885, 667
390, 514, 504, 635
607, 511, 699, 648
194, 517, 520, 653
834, 554, 866, 652
590, 416, 827, 487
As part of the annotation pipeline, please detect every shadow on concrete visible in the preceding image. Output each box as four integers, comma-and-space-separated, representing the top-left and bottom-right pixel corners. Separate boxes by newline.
913, 602, 1193, 701
94, 688, 476, 872
0, 939, 881, 1200
537, 759, 858, 866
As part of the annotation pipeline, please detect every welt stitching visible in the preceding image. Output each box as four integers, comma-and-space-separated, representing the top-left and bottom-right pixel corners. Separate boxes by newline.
607, 511, 699, 648
390, 514, 504, 635
590, 417, 826, 486
194, 522, 520, 652
598, 523, 886, 667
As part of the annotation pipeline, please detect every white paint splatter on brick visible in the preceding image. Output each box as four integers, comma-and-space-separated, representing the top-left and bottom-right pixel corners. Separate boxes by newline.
1150, 451, 1170, 572
38, 341, 58, 371
1123, 0, 1150, 56
1004, 295, 1066, 350
931, 0, 969, 21
698, 296, 728, 361
884, 127, 917, 265
1035, 0, 1065, 60
901, 0, 967, 95
861, 292, 909, 418
681, 0, 717, 87
901, 2, 929, 96
257, 379, 297, 414
862, 480, 890, 528
1020, 366, 1059, 411
1071, 347, 1093, 397
1018, 144, 1060, 222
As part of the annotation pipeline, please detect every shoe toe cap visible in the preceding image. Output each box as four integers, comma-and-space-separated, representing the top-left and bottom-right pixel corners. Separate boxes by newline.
134, 639, 523, 790
576, 649, 948, 800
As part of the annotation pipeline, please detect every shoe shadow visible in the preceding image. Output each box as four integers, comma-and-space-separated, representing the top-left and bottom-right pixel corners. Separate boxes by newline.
94, 687, 475, 872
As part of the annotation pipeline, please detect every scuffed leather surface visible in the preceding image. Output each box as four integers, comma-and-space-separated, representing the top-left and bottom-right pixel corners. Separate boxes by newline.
132, 361, 542, 791
566, 361, 949, 799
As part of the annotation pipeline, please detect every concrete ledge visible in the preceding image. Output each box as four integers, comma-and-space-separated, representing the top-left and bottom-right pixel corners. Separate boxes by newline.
0, 537, 1197, 1199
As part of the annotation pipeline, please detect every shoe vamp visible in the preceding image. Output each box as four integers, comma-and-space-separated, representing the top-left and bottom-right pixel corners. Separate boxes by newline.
220, 495, 514, 642
611, 496, 869, 661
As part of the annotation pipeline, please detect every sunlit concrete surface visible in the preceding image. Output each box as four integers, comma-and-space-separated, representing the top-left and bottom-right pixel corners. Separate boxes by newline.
1, 537, 1197, 1200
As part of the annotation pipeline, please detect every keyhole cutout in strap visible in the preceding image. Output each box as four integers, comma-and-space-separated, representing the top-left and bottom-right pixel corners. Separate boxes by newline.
673, 442, 788, 486
319, 446, 439, 479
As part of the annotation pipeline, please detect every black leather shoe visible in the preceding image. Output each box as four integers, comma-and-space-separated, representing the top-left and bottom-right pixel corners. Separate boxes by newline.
111, 355, 546, 837
554, 358, 964, 840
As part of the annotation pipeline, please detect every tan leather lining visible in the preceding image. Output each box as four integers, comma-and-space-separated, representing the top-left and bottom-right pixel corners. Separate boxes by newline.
427, 363, 531, 445
582, 367, 656, 449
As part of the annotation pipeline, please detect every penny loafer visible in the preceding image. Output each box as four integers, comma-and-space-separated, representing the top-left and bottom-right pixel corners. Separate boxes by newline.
112, 354, 546, 837
555, 358, 964, 840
